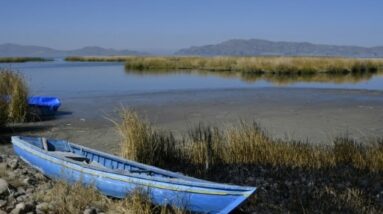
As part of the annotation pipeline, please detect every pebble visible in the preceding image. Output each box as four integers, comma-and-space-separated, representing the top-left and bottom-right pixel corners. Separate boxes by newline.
35, 173, 46, 181
6, 159, 18, 170
0, 179, 9, 196
10, 202, 25, 214
22, 178, 32, 186
0, 200, 6, 207
6, 171, 16, 180
36, 202, 49, 214
83, 208, 97, 214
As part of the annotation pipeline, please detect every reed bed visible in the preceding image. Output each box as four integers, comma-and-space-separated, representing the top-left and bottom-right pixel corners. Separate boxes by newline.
125, 68, 381, 86
0, 69, 29, 126
117, 109, 383, 173
65, 56, 134, 62
0, 57, 50, 63
65, 56, 383, 74
114, 109, 383, 212
122, 56, 383, 74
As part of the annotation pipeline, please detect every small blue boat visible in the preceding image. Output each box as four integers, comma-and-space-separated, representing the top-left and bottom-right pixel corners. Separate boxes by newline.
11, 136, 256, 213
28, 96, 61, 112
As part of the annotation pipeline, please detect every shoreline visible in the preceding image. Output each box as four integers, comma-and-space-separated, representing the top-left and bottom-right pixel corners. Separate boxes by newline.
1, 87, 382, 153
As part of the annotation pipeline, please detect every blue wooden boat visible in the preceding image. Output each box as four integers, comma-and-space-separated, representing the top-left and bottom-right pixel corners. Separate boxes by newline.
11, 136, 256, 213
28, 96, 61, 113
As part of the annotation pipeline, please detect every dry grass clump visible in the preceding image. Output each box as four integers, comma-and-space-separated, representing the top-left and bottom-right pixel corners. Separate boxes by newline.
0, 69, 29, 126
120, 56, 383, 74
312, 187, 380, 213
0, 163, 7, 178
115, 109, 181, 167
186, 125, 224, 171
34, 181, 186, 214
117, 109, 383, 172
0, 57, 50, 63
34, 182, 110, 214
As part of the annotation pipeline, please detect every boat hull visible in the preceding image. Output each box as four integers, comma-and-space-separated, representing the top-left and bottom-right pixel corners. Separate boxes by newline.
28, 96, 61, 115
12, 137, 255, 213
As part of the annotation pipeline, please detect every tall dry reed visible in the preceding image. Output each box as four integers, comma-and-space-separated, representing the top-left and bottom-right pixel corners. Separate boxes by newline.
117, 109, 383, 172
0, 69, 29, 125
115, 108, 181, 167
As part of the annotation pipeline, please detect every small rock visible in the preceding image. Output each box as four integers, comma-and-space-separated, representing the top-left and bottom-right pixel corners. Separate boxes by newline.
0, 155, 3, 163
0, 200, 6, 207
10, 202, 25, 214
0, 179, 9, 196
16, 195, 28, 203
22, 178, 32, 186
83, 207, 97, 214
7, 159, 19, 170
16, 187, 26, 195
25, 188, 33, 194
36, 202, 49, 214
20, 169, 29, 175
35, 173, 46, 181
6, 171, 16, 180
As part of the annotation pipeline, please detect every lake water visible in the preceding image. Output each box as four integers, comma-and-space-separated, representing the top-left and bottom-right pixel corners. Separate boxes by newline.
1, 60, 383, 98
1, 60, 383, 145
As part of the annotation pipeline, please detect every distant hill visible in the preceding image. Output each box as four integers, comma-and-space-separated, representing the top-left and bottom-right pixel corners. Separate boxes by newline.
175, 39, 383, 58
0, 43, 147, 57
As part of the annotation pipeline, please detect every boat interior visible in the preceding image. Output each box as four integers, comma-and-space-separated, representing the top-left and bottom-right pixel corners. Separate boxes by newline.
22, 136, 173, 178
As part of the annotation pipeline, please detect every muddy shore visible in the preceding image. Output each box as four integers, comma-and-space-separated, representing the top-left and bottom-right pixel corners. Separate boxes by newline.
1, 87, 383, 213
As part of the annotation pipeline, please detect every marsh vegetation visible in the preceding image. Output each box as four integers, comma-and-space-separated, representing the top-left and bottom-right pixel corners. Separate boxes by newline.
117, 109, 383, 172
33, 182, 185, 214
113, 109, 383, 212
65, 56, 383, 74
0, 69, 29, 127
126, 68, 381, 85
65, 56, 133, 62
0, 57, 51, 63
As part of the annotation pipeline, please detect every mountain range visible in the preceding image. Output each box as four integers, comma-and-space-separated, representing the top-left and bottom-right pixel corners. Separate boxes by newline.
1, 39, 383, 58
175, 39, 383, 57
0, 43, 146, 57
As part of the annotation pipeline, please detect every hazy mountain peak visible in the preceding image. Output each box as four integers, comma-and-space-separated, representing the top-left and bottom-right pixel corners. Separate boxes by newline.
0, 44, 147, 57
175, 39, 383, 57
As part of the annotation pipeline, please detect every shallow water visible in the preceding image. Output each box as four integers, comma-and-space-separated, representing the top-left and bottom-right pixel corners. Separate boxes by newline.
1, 60, 382, 98
1, 60, 382, 145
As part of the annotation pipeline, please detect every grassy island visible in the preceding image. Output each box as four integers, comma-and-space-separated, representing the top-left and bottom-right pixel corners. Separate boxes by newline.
0, 57, 51, 63
65, 56, 383, 74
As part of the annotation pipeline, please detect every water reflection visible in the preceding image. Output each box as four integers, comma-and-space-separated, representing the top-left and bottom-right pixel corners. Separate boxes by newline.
124, 69, 383, 86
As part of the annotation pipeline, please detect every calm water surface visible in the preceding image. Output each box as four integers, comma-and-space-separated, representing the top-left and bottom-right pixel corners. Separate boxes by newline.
2, 60, 383, 98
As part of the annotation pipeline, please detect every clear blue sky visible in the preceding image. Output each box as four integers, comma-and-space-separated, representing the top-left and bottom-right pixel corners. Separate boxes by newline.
1, 0, 382, 51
